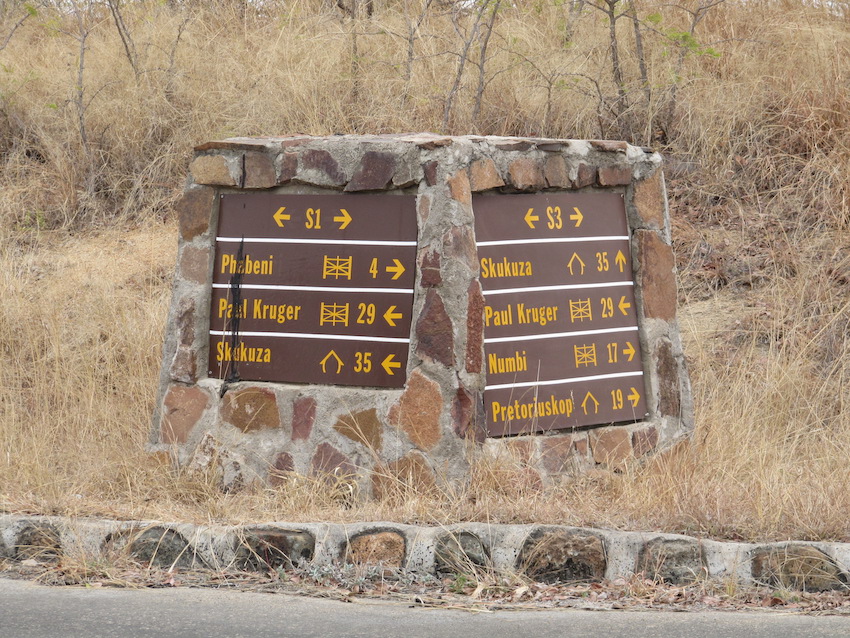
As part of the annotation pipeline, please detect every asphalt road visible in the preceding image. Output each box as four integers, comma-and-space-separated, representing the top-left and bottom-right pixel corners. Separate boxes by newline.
2, 577, 849, 638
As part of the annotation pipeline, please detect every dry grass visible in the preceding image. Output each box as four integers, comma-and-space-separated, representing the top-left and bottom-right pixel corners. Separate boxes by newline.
1, 0, 850, 542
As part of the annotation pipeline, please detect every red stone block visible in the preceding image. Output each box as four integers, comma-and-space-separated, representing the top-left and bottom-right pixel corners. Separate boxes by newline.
243, 152, 277, 189
415, 289, 455, 367
161, 385, 210, 444
544, 155, 570, 188
334, 408, 383, 451
631, 171, 666, 229
310, 442, 356, 479
589, 428, 633, 470
345, 151, 397, 191
291, 396, 316, 441
469, 158, 505, 192
423, 161, 438, 186
389, 370, 443, 451
508, 158, 545, 191
597, 165, 633, 187
278, 151, 298, 184
451, 386, 485, 443
636, 230, 677, 321
632, 427, 659, 456
419, 249, 442, 288
573, 163, 597, 188
541, 434, 576, 474
465, 280, 484, 373
300, 149, 346, 186
176, 187, 215, 241
221, 386, 281, 432
448, 170, 472, 205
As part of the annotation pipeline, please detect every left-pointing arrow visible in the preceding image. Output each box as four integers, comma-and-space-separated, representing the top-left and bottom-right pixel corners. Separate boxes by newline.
382, 354, 402, 375
273, 206, 290, 227
618, 296, 631, 315
334, 208, 352, 230
386, 259, 406, 280
383, 305, 403, 327
524, 208, 539, 229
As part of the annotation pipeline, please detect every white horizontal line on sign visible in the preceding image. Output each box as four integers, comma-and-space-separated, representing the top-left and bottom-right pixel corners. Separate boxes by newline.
484, 325, 638, 344
216, 236, 417, 247
486, 370, 644, 391
211, 283, 414, 294
210, 330, 410, 344
477, 235, 629, 247
483, 281, 634, 295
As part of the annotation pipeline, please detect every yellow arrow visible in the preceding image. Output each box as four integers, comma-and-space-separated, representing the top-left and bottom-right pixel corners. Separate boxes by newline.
615, 250, 627, 273
381, 354, 402, 375
618, 296, 631, 315
383, 305, 403, 327
273, 206, 290, 227
320, 350, 344, 374
627, 387, 641, 408
570, 206, 583, 227
386, 259, 406, 280
581, 391, 599, 415
623, 341, 636, 362
567, 252, 585, 276
334, 208, 352, 230
524, 208, 539, 229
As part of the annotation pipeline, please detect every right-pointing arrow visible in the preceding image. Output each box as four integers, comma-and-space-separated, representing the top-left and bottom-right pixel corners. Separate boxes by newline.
570, 206, 583, 227
334, 208, 352, 230
628, 387, 641, 408
623, 341, 636, 362
385, 259, 405, 280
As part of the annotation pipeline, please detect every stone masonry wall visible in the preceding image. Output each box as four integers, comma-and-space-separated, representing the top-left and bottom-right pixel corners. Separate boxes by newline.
151, 134, 693, 495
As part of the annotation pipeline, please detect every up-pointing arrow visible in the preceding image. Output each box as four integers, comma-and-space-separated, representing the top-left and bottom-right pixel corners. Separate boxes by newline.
615, 250, 627, 272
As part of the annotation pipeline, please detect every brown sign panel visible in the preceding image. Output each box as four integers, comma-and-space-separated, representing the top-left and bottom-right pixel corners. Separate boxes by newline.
209, 334, 409, 388
218, 193, 418, 241
208, 194, 417, 388
474, 192, 647, 435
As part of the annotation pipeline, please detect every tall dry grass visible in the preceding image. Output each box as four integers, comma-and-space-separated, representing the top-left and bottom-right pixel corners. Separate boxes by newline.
0, 0, 849, 541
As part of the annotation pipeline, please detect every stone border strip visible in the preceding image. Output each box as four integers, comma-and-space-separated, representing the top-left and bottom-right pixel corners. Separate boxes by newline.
2, 515, 848, 592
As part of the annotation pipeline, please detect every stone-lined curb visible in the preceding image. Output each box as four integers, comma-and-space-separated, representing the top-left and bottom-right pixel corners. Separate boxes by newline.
2, 515, 849, 592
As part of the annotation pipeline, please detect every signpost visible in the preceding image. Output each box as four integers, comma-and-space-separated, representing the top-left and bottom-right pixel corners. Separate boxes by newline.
208, 193, 417, 388
474, 192, 647, 436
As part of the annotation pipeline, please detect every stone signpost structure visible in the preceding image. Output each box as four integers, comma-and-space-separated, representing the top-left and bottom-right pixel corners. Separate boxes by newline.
151, 134, 692, 493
